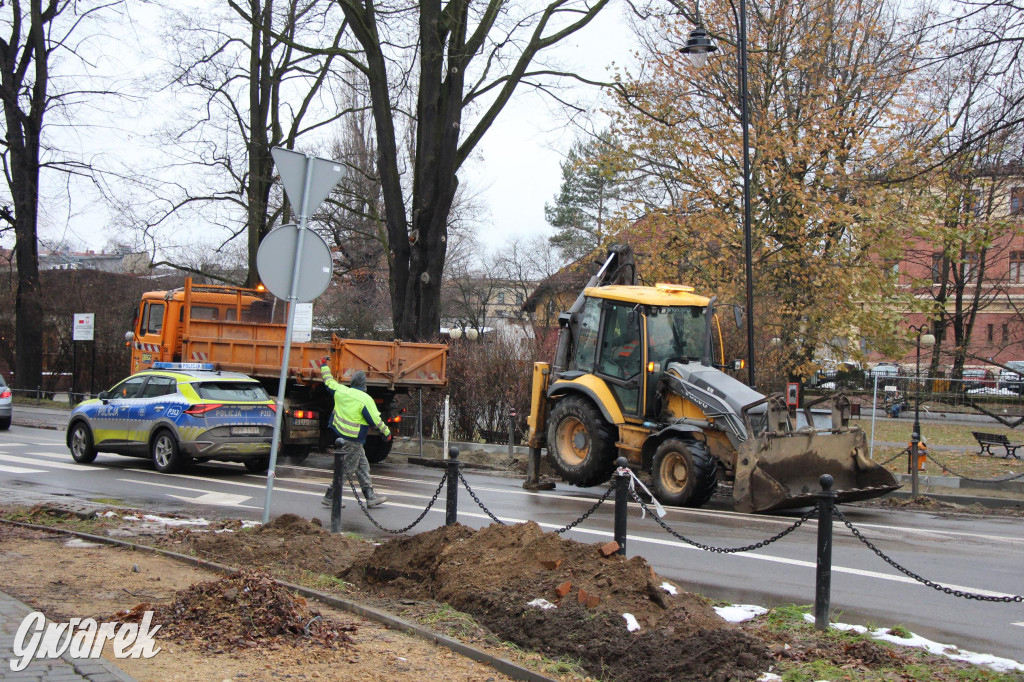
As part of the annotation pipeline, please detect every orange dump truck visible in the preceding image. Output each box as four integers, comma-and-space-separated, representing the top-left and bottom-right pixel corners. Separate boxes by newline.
126, 279, 447, 462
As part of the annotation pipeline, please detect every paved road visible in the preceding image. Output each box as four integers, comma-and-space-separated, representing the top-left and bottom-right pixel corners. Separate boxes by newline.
0, 422, 1022, 664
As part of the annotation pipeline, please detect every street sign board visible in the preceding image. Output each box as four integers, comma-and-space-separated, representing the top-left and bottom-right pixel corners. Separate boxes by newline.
256, 224, 333, 302
291, 302, 313, 342
73, 313, 95, 341
270, 148, 346, 215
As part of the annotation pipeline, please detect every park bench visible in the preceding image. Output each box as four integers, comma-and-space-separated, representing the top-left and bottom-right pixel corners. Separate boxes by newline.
971, 431, 1024, 459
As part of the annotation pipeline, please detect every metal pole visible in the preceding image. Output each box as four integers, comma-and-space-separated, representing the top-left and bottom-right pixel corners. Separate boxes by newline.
417, 388, 423, 459
614, 457, 629, 555
263, 154, 316, 524
869, 372, 879, 460
72, 340, 77, 403
89, 340, 95, 397
911, 335, 921, 499
445, 447, 460, 525
508, 410, 515, 458
814, 474, 835, 631
739, 0, 755, 389
330, 440, 344, 534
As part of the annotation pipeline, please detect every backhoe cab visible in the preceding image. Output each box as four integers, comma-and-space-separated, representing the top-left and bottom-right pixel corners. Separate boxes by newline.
525, 246, 899, 513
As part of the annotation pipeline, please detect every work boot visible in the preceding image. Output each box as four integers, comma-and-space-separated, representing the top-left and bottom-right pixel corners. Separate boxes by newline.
366, 494, 387, 508
321, 488, 344, 508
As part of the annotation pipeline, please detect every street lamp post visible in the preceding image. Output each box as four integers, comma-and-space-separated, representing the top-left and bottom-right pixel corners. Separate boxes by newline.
908, 323, 936, 500
681, 5, 756, 388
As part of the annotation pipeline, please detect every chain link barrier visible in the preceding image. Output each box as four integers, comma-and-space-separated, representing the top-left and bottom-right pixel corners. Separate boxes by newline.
834, 508, 1023, 603
922, 451, 1024, 483
877, 448, 909, 467
345, 472, 447, 534
628, 487, 816, 552
552, 486, 615, 535
457, 470, 507, 526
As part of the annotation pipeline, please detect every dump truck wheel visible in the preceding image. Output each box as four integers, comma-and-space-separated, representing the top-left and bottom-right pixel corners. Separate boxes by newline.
651, 439, 718, 507
546, 396, 617, 488
365, 434, 392, 464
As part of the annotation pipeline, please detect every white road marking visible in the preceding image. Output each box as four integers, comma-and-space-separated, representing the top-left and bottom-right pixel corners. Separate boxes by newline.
168, 491, 253, 508
119, 479, 261, 509
0, 464, 45, 474
1012, 622, 1024, 628
0, 453, 99, 471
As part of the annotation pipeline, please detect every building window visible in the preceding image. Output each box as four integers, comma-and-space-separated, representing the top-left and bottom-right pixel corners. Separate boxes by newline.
969, 189, 984, 219
1011, 252, 1024, 283
497, 292, 505, 304
516, 292, 524, 306
988, 324, 994, 343
883, 259, 899, 276
963, 253, 979, 282
1011, 187, 1024, 215
1003, 324, 1010, 344
931, 252, 943, 284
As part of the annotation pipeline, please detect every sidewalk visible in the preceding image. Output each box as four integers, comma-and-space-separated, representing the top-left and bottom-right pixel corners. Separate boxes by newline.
0, 590, 134, 681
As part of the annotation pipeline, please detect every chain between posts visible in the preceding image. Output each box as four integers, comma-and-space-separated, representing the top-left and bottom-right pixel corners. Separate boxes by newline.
834, 508, 1024, 603
345, 473, 447, 534
456, 470, 507, 525
553, 486, 615, 535
923, 451, 1024, 483
628, 488, 816, 552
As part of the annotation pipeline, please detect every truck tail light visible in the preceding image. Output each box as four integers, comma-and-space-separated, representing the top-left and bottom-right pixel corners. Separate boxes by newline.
388, 415, 401, 424
291, 410, 317, 419
185, 403, 222, 415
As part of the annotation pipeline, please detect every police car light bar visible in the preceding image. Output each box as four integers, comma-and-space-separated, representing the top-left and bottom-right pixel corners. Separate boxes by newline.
152, 362, 216, 371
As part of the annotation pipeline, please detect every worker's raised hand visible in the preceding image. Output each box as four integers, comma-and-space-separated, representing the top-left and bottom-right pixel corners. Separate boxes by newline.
319, 356, 330, 367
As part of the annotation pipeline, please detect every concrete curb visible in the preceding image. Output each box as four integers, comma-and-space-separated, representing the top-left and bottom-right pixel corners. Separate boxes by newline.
0, 518, 557, 682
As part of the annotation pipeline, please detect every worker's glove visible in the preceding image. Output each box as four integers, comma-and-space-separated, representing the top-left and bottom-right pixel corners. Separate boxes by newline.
319, 356, 330, 367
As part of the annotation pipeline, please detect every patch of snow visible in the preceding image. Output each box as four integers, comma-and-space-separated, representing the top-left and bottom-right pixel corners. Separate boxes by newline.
660, 582, 678, 595
757, 674, 782, 681
715, 604, 768, 623
64, 538, 101, 548
102, 511, 119, 518
802, 614, 1024, 672
122, 515, 140, 521
527, 598, 556, 610
140, 514, 210, 527
622, 613, 640, 632
241, 520, 261, 529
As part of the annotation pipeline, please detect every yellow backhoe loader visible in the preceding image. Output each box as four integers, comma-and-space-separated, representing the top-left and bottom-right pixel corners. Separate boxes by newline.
524, 245, 900, 513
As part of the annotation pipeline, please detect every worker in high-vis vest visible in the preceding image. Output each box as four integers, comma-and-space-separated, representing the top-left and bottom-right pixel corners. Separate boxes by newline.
319, 361, 391, 508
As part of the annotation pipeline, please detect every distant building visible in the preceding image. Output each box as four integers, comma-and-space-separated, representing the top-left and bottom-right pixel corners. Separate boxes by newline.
39, 249, 150, 274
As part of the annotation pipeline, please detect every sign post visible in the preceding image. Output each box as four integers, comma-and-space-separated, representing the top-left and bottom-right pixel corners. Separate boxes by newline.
259, 148, 345, 524
72, 314, 95, 402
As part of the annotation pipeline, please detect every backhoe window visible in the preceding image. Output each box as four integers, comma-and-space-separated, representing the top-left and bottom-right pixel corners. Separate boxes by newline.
598, 304, 642, 380
571, 297, 601, 371
647, 306, 707, 365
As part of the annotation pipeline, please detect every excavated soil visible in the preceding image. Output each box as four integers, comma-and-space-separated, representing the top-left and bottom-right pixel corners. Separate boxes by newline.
166, 514, 772, 681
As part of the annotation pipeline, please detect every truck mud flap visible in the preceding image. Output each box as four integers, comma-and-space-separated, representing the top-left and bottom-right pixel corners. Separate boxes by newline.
732, 430, 901, 513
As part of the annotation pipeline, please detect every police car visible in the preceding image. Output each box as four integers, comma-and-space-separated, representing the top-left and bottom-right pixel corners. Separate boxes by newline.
66, 363, 276, 473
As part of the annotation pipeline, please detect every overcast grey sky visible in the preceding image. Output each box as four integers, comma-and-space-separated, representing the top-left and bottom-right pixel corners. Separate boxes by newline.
4, 1, 638, 258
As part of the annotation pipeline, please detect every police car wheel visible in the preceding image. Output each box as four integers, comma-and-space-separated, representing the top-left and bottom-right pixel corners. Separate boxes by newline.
69, 422, 97, 464
151, 430, 186, 473
243, 457, 269, 473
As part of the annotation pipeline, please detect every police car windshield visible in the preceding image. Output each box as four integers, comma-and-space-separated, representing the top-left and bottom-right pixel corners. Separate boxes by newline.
195, 382, 269, 402
647, 305, 707, 365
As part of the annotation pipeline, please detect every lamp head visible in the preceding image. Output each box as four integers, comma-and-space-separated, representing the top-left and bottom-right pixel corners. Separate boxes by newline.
679, 26, 717, 68
466, 327, 479, 341
449, 327, 462, 340
920, 333, 935, 348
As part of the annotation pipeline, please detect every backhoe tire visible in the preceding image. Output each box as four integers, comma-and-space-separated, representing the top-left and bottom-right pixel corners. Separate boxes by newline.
546, 396, 617, 488
650, 439, 718, 508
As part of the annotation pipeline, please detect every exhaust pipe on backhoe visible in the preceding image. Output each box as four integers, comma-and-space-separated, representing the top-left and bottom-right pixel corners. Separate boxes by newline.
732, 395, 901, 513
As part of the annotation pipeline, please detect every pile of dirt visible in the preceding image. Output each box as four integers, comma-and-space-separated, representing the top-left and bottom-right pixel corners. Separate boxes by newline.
121, 569, 355, 653
167, 512, 375, 576
351, 521, 773, 681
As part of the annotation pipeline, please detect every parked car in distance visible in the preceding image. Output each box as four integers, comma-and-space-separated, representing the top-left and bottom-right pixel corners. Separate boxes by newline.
998, 361, 1024, 394
962, 368, 997, 391
0, 375, 11, 430
66, 362, 276, 473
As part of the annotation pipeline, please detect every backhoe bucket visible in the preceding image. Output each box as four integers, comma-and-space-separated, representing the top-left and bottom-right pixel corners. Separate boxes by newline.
732, 429, 901, 513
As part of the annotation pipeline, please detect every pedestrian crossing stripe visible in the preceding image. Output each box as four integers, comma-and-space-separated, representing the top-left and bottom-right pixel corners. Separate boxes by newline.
0, 464, 45, 474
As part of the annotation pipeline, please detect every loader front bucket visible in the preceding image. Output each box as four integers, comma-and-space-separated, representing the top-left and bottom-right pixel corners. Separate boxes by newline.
731, 429, 900, 513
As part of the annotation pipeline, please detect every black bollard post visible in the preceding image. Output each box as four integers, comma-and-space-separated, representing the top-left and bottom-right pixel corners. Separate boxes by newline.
814, 474, 836, 631
614, 457, 630, 555
446, 447, 460, 526
330, 438, 345, 534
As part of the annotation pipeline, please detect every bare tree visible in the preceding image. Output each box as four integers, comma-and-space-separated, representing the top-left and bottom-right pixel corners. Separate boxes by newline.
119, 0, 349, 286
0, 0, 122, 390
